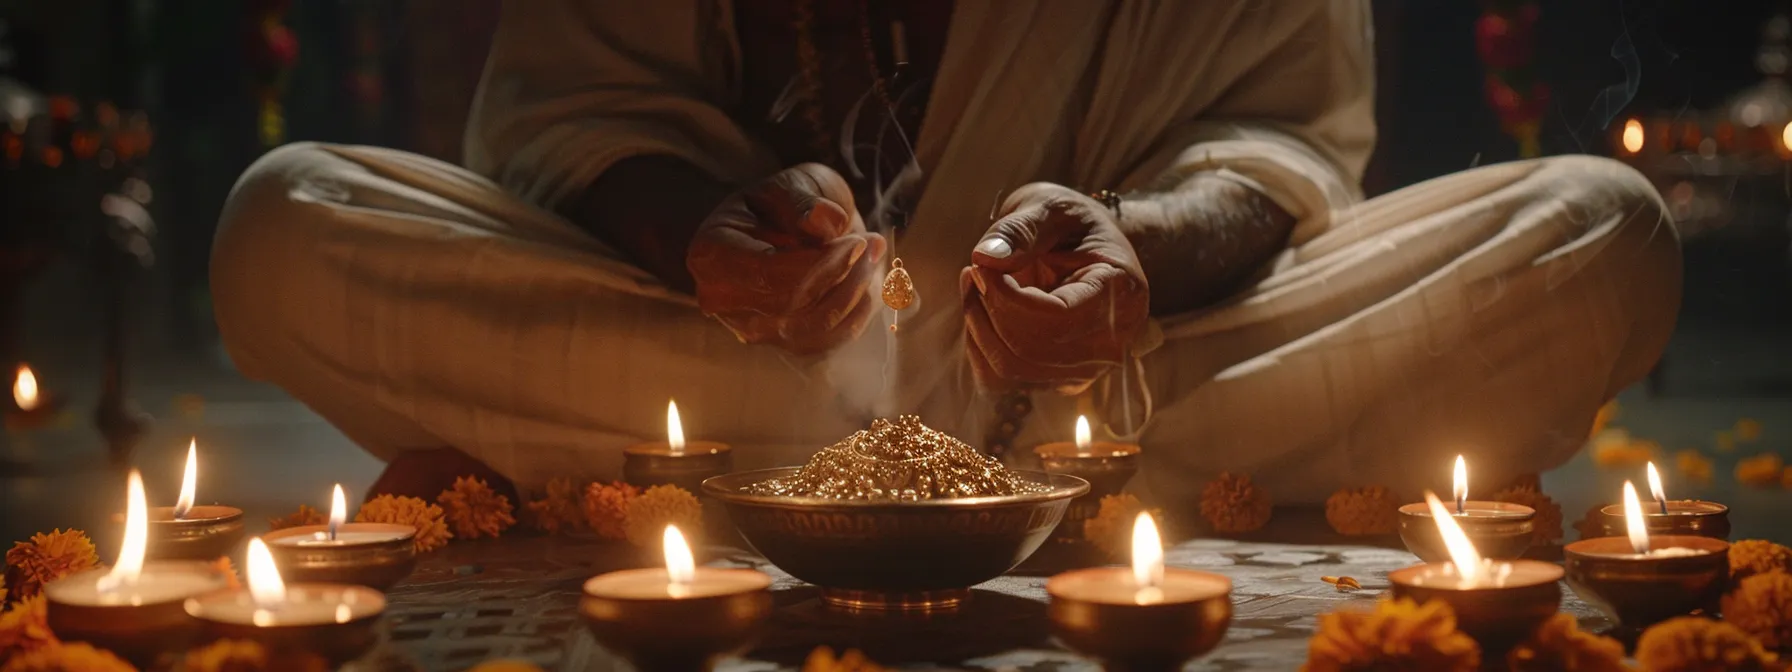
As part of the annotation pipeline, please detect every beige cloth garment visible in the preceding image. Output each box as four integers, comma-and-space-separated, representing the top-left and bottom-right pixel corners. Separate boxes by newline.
211, 0, 1678, 506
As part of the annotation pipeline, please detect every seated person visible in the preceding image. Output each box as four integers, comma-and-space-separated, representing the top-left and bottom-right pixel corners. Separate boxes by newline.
210, 0, 1678, 513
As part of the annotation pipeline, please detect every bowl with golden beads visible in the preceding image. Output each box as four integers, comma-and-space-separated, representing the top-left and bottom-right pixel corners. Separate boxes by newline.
704, 416, 1088, 612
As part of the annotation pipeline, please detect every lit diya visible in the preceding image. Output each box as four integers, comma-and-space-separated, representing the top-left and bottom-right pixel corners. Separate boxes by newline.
581, 524, 773, 671
1397, 455, 1536, 562
1565, 480, 1728, 633
45, 470, 232, 665
146, 439, 245, 560
6, 364, 64, 430
624, 400, 733, 495
1034, 415, 1141, 542
264, 484, 417, 589
1594, 461, 1730, 540
185, 537, 387, 665
705, 415, 1087, 611
1048, 512, 1232, 671
1388, 491, 1563, 656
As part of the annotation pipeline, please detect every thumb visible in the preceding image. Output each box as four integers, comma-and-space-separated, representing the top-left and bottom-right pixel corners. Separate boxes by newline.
972, 202, 1065, 273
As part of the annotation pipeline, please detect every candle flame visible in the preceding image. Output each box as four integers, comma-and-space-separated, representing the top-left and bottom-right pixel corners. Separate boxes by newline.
246, 537, 287, 607
667, 400, 685, 456
1452, 455, 1467, 514
1782, 121, 1792, 152
1424, 490, 1484, 585
329, 484, 347, 540
12, 365, 36, 411
1622, 118, 1645, 153
174, 439, 197, 519
97, 470, 148, 593
1646, 462, 1667, 506
1131, 512, 1164, 589
664, 525, 695, 590
1623, 481, 1651, 554
1074, 415, 1092, 454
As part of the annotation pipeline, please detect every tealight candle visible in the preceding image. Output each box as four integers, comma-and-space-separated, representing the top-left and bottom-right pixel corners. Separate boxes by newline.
265, 484, 417, 589
1388, 491, 1563, 656
146, 439, 245, 560
1034, 415, 1141, 542
1565, 480, 1728, 633
1047, 513, 1233, 671
45, 470, 232, 665
1594, 462, 1731, 540
6, 364, 64, 430
581, 525, 772, 672
623, 400, 734, 495
185, 537, 387, 665
1397, 455, 1536, 562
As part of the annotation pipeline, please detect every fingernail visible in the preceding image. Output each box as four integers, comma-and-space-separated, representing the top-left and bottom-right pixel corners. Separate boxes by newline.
977, 237, 1012, 259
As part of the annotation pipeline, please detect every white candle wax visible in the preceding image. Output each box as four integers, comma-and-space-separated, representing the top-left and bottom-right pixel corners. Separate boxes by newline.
1047, 567, 1230, 606
272, 531, 411, 548
1403, 559, 1562, 590
186, 584, 384, 627
583, 568, 770, 600
46, 565, 227, 607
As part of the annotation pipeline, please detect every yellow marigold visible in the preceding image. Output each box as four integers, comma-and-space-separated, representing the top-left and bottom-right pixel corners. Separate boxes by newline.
1591, 431, 1656, 468
801, 646, 891, 672
436, 476, 516, 540
266, 505, 326, 531
1199, 472, 1272, 534
464, 661, 547, 672
210, 556, 241, 591
1715, 431, 1737, 453
0, 595, 55, 659
0, 642, 135, 672
523, 477, 586, 534
1082, 494, 1165, 560
181, 638, 329, 672
1301, 598, 1481, 672
624, 485, 703, 549
1675, 450, 1714, 484
1634, 617, 1778, 672
1324, 486, 1400, 537
582, 481, 640, 542
1736, 453, 1784, 488
1493, 485, 1564, 545
1722, 571, 1792, 651
1590, 400, 1619, 438
1731, 540, 1792, 582
1505, 613, 1628, 672
4, 530, 99, 601
354, 495, 452, 552
1736, 418, 1764, 442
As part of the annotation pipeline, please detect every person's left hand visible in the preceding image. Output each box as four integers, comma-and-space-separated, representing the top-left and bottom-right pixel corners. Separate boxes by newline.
961, 183, 1149, 393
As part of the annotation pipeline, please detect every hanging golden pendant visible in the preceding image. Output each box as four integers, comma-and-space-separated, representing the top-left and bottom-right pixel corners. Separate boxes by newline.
882, 258, 915, 332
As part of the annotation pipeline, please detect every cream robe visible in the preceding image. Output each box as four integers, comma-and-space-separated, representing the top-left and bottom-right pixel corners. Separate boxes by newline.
212, 0, 1677, 512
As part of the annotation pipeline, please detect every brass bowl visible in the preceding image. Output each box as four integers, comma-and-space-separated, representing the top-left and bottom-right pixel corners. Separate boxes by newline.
263, 523, 418, 590
1388, 561, 1563, 656
1048, 569, 1232, 671
1396, 501, 1535, 563
146, 505, 246, 561
1564, 535, 1729, 631
1595, 501, 1730, 541
1034, 442, 1139, 542
704, 468, 1088, 611
581, 570, 773, 672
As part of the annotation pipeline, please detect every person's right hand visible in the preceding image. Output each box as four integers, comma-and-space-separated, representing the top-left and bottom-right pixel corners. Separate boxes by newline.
688, 163, 887, 355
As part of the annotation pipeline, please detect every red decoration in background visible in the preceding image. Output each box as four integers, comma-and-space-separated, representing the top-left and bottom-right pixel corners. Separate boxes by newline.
246, 0, 299, 148
1477, 0, 1546, 158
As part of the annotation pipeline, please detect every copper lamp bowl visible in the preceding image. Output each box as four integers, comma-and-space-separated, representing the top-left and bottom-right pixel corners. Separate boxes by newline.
1388, 562, 1564, 656
1396, 501, 1535, 563
1594, 501, 1731, 541
704, 468, 1088, 611
580, 571, 773, 672
262, 524, 418, 590
145, 505, 245, 561
1047, 573, 1233, 671
1564, 536, 1730, 631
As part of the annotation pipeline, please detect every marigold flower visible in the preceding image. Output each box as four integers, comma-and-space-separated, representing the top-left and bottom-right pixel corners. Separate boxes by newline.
582, 481, 640, 542
624, 485, 703, 548
1199, 472, 1272, 534
1722, 571, 1792, 651
1505, 613, 1628, 672
436, 476, 516, 540
181, 638, 329, 672
0, 595, 55, 659
1633, 617, 1777, 672
1083, 494, 1164, 560
1736, 453, 1784, 488
523, 477, 586, 534
0, 642, 135, 672
1735, 417, 1763, 442
1493, 485, 1563, 545
4, 530, 99, 601
1301, 598, 1480, 672
802, 646, 892, 672
354, 495, 451, 552
1324, 486, 1400, 537
1730, 540, 1792, 582
267, 505, 326, 531
1674, 449, 1714, 484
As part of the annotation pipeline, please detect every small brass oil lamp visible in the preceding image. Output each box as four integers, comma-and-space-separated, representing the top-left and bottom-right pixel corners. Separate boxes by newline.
264, 484, 417, 589
186, 538, 387, 666
624, 400, 733, 494
147, 439, 245, 561
6, 364, 64, 431
1565, 481, 1728, 635
581, 525, 773, 671
1389, 491, 1563, 657
1594, 462, 1730, 540
1047, 513, 1232, 671
1398, 456, 1535, 561
1034, 415, 1140, 542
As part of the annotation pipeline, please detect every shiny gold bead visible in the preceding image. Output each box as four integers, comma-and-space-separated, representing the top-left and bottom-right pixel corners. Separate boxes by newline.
881, 258, 915, 311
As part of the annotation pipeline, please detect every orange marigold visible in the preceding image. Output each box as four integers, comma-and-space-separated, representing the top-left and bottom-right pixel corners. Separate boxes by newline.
1199, 472, 1272, 534
1082, 494, 1165, 560
801, 646, 892, 672
181, 638, 329, 672
4, 530, 99, 601
1505, 613, 1628, 672
1301, 598, 1480, 672
1722, 571, 1792, 651
1715, 431, 1737, 454
0, 642, 135, 672
436, 476, 516, 540
1590, 400, 1620, 438
623, 485, 703, 548
0, 595, 55, 659
1591, 431, 1656, 468
1675, 450, 1714, 484
1634, 617, 1778, 672
1493, 485, 1564, 545
1736, 453, 1784, 488
523, 477, 586, 534
464, 661, 548, 672
1324, 486, 1400, 537
267, 505, 326, 531
583, 481, 641, 542
1730, 540, 1792, 582
354, 495, 452, 552
209, 556, 241, 591
1736, 417, 1764, 443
